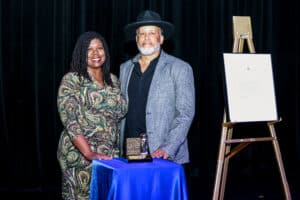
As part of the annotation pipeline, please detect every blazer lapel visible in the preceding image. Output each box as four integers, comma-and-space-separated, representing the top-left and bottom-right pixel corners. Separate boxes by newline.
147, 51, 168, 103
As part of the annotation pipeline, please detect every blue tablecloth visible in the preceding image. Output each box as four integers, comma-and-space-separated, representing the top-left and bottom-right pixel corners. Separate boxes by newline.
90, 158, 188, 200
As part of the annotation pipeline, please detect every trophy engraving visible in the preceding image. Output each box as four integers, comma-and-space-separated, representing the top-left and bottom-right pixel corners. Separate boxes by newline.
126, 137, 141, 156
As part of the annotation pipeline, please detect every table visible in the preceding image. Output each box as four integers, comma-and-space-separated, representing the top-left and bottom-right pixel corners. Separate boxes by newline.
90, 158, 188, 200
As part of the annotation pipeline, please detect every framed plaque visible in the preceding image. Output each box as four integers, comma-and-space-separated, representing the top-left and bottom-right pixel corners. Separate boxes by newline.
126, 137, 141, 156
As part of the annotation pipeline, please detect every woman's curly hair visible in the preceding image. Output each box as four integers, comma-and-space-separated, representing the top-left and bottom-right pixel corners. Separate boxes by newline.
70, 31, 113, 87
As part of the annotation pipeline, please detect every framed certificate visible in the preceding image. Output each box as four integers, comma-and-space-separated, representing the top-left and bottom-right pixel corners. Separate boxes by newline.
223, 53, 278, 122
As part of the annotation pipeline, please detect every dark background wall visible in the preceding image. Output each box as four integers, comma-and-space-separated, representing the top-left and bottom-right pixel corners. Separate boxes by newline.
1, 0, 299, 198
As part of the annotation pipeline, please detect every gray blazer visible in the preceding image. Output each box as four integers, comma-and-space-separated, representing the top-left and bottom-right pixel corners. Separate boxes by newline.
119, 50, 195, 164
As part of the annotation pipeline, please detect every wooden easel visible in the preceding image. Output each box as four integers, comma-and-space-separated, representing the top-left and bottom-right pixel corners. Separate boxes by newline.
212, 16, 291, 200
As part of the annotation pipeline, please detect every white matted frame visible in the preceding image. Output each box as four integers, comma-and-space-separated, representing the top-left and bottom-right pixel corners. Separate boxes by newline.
223, 53, 278, 123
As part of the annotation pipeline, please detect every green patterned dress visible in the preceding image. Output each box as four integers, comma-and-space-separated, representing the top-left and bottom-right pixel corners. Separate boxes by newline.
57, 72, 127, 200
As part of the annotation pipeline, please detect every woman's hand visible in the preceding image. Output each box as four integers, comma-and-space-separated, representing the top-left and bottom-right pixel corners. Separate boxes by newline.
72, 135, 112, 161
92, 152, 112, 160
85, 151, 112, 161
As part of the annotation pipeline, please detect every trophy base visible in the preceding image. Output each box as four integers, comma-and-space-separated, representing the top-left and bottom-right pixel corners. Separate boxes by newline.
119, 154, 153, 163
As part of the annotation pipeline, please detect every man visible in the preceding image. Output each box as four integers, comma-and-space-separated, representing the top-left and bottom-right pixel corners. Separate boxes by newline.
119, 10, 195, 165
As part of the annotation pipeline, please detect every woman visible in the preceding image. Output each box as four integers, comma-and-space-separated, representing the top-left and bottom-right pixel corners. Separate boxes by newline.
57, 31, 127, 199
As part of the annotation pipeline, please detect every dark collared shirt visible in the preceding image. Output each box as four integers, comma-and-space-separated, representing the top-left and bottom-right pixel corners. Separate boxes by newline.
125, 55, 160, 138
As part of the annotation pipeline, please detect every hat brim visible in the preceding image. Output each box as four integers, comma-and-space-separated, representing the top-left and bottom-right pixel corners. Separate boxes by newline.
124, 21, 174, 40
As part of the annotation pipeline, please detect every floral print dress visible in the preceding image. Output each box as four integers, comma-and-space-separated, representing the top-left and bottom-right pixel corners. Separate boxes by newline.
57, 72, 127, 200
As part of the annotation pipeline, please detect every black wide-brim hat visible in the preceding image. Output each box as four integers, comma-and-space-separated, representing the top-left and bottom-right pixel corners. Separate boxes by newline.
124, 10, 174, 40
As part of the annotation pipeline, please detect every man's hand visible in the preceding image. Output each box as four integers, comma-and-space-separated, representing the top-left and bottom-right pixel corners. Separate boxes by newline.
151, 148, 169, 159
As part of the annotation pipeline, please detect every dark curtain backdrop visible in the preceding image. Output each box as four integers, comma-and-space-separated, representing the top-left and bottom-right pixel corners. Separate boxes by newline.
1, 0, 299, 196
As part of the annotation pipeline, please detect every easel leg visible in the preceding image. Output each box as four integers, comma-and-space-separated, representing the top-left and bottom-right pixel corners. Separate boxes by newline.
232, 38, 239, 53
268, 123, 291, 200
246, 38, 255, 53
213, 125, 229, 200
219, 127, 233, 200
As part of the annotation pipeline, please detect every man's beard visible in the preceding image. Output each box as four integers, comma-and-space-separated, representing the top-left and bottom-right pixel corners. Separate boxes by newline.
137, 44, 161, 55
